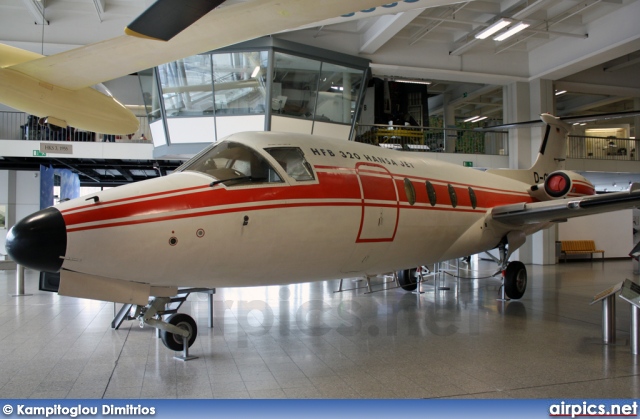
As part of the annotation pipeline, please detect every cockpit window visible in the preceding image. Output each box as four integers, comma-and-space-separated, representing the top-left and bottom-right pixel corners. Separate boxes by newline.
179, 141, 282, 184
265, 147, 315, 181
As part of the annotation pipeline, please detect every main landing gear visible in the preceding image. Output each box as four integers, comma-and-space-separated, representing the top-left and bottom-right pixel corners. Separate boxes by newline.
394, 232, 529, 300
496, 232, 527, 300
503, 260, 527, 300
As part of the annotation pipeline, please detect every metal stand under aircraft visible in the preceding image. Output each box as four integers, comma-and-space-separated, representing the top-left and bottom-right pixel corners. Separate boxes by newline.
112, 288, 215, 361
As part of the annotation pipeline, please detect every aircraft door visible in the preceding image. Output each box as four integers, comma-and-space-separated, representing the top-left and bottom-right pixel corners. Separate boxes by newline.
341, 162, 399, 274
355, 162, 399, 242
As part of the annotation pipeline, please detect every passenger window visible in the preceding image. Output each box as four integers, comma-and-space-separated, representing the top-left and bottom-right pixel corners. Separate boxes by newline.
448, 184, 457, 208
425, 181, 437, 206
404, 178, 416, 206
468, 187, 477, 209
179, 141, 282, 184
265, 147, 315, 181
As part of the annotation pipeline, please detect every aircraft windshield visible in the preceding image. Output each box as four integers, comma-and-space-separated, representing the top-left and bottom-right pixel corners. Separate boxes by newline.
180, 141, 282, 184
265, 147, 315, 181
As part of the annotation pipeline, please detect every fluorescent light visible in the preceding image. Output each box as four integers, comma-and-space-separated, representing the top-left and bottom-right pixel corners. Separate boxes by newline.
555, 90, 567, 96
474, 116, 488, 122
494, 22, 530, 41
475, 18, 512, 39
464, 116, 480, 122
251, 66, 260, 78
395, 79, 431, 85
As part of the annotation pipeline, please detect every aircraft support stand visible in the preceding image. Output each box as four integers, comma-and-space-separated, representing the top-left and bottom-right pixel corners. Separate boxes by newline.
497, 270, 509, 302
602, 295, 616, 344
631, 305, 640, 355
208, 290, 215, 329
11, 264, 32, 297
175, 335, 198, 362
413, 267, 425, 295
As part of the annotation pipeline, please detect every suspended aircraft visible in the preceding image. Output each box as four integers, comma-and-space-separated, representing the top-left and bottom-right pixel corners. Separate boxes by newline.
0, 0, 461, 134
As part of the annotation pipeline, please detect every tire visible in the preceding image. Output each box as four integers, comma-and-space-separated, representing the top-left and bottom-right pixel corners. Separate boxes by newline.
160, 313, 198, 351
397, 268, 418, 291
504, 261, 527, 300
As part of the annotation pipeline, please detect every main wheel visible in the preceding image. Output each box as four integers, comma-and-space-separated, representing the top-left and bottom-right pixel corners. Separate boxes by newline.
397, 268, 418, 291
160, 313, 198, 351
504, 261, 527, 300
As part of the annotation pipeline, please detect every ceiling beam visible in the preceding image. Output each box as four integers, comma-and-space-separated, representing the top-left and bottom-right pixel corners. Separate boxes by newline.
557, 96, 632, 115
411, 2, 470, 46
555, 81, 640, 98
604, 56, 640, 72
114, 164, 134, 182
92, 0, 105, 22
359, 9, 424, 54
21, 0, 48, 25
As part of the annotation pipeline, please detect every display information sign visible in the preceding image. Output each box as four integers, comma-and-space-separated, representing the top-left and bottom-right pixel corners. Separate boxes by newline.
620, 278, 640, 308
40, 143, 73, 155
590, 280, 624, 305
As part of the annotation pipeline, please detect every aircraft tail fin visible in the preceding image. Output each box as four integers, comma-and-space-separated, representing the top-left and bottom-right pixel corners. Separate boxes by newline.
486, 113, 570, 185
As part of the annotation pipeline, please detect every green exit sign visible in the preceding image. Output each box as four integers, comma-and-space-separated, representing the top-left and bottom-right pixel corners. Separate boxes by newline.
463, 161, 473, 167
33, 150, 47, 157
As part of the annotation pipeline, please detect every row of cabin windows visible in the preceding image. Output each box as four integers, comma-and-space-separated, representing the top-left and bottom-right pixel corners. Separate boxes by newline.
404, 179, 478, 209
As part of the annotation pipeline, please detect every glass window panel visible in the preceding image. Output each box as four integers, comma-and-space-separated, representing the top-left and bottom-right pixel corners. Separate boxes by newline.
273, 52, 321, 120
265, 147, 315, 181
212, 51, 268, 115
317, 62, 363, 124
158, 55, 213, 117
138, 68, 163, 123
180, 141, 282, 185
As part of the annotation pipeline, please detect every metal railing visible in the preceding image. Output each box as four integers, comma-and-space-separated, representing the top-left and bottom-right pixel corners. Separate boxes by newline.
0, 111, 152, 143
352, 124, 509, 155
567, 135, 640, 161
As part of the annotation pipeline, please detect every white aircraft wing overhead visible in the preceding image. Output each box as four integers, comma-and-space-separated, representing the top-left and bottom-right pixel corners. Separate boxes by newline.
8, 0, 453, 90
491, 186, 640, 225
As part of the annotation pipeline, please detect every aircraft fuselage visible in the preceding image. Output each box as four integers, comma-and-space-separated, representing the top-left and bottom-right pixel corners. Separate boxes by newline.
48, 131, 542, 288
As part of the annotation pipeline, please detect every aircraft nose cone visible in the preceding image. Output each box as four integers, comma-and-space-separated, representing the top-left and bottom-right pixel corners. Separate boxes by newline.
5, 207, 67, 272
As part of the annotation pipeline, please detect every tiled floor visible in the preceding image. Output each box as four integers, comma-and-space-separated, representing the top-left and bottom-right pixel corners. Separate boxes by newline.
1, 258, 639, 399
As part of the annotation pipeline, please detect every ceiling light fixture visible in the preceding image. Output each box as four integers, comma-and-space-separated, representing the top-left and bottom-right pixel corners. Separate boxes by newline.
494, 21, 530, 41
555, 90, 567, 96
464, 116, 480, 122
395, 79, 431, 85
475, 18, 512, 39
473, 116, 488, 122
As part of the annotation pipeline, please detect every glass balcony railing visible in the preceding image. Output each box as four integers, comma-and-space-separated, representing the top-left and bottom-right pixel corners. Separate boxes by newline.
352, 124, 509, 155
567, 135, 640, 161
0, 111, 152, 143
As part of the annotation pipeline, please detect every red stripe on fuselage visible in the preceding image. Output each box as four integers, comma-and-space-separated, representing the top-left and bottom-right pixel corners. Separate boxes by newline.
62, 167, 534, 232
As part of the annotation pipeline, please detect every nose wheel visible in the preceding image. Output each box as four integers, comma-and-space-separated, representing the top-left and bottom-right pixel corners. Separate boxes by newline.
160, 313, 198, 351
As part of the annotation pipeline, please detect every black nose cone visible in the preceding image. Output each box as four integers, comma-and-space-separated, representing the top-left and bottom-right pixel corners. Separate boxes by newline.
5, 207, 66, 272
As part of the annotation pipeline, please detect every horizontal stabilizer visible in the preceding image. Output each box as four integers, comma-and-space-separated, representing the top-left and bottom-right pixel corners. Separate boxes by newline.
479, 110, 640, 131
492, 185, 640, 225
126, 0, 227, 41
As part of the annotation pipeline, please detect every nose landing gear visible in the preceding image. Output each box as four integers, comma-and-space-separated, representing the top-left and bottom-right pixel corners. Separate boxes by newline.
113, 288, 214, 361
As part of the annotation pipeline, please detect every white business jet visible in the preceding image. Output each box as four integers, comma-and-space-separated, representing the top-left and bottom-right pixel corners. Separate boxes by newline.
6, 112, 640, 351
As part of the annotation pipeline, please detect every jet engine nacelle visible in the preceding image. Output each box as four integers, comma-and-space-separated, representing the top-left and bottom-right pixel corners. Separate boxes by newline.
529, 170, 595, 201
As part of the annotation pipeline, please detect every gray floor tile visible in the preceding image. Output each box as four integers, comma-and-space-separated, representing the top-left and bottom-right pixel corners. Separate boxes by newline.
2, 260, 640, 399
